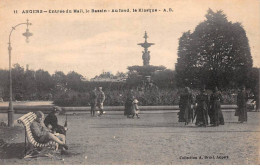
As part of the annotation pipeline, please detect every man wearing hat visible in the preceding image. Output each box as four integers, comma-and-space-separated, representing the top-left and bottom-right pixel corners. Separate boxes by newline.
97, 87, 106, 117
44, 106, 67, 135
90, 87, 97, 116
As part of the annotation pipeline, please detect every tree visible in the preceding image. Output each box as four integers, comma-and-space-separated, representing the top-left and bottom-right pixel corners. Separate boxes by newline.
0, 69, 9, 100
127, 65, 165, 87
175, 9, 253, 89
246, 68, 259, 94
66, 71, 83, 91
98, 71, 114, 79
152, 69, 176, 89
175, 31, 197, 87
35, 69, 54, 99
23, 69, 37, 100
12, 64, 25, 100
52, 71, 67, 86
115, 72, 127, 78
126, 70, 143, 88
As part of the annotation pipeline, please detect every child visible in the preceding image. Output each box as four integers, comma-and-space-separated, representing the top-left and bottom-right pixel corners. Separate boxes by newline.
132, 99, 140, 119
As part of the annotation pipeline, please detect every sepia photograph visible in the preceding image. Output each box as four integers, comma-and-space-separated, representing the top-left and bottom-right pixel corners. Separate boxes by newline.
0, 0, 259, 165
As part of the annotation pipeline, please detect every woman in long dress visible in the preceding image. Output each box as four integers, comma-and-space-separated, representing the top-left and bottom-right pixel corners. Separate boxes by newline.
209, 87, 224, 126
195, 87, 209, 127
236, 86, 248, 123
178, 87, 193, 125
124, 90, 135, 118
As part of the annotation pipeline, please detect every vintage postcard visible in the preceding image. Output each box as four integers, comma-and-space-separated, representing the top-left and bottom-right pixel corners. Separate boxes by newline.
0, 0, 259, 165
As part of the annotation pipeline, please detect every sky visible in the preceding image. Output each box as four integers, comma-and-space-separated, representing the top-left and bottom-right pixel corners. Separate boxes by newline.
0, 0, 259, 79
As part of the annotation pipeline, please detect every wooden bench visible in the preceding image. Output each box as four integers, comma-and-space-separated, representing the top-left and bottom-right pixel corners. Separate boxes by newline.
17, 112, 57, 156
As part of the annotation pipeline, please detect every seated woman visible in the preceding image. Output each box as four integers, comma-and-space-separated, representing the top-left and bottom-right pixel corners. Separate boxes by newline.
44, 106, 67, 135
30, 111, 68, 150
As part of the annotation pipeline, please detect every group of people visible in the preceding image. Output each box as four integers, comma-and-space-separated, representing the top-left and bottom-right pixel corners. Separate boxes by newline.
30, 86, 141, 154
89, 87, 106, 117
30, 106, 68, 150
29, 85, 250, 154
178, 86, 249, 127
90, 87, 141, 118
124, 90, 140, 119
88, 85, 249, 124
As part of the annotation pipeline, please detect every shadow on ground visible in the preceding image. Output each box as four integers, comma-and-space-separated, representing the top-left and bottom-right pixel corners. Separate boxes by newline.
0, 141, 25, 159
0, 140, 81, 161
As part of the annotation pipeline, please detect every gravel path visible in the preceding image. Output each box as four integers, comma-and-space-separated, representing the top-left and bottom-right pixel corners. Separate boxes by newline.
0, 111, 259, 164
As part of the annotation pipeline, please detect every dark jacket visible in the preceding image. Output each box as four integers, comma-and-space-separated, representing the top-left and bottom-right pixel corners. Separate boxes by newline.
44, 112, 66, 135
44, 112, 58, 131
90, 90, 97, 104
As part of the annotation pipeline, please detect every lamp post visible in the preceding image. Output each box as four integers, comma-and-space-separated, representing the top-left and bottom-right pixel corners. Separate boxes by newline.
256, 68, 260, 112
8, 19, 32, 127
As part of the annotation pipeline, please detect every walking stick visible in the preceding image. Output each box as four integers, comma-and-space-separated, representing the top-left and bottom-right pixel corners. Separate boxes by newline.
64, 114, 67, 127
64, 114, 68, 134
192, 112, 196, 123
192, 104, 197, 123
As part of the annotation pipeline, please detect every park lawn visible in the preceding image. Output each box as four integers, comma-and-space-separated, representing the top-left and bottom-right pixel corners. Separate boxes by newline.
0, 111, 259, 165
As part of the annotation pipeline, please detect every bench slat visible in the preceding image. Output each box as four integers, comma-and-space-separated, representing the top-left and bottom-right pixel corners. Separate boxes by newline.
17, 112, 57, 149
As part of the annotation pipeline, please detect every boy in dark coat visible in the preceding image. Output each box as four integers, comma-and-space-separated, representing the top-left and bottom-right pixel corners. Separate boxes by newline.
90, 87, 97, 116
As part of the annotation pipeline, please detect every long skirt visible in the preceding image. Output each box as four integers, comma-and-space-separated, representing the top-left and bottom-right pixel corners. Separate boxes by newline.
210, 101, 224, 125
195, 106, 208, 126
124, 101, 133, 116
237, 107, 247, 122
178, 108, 185, 122
183, 106, 193, 124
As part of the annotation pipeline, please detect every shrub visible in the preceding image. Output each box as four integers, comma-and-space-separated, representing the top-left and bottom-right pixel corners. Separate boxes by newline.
53, 88, 238, 107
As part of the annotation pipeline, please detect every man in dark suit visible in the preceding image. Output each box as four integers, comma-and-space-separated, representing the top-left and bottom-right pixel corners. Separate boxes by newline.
90, 87, 97, 116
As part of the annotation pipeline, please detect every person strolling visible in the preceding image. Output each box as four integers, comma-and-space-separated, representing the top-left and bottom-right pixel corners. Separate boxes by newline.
236, 86, 248, 123
132, 99, 140, 119
209, 87, 224, 126
195, 87, 209, 127
124, 90, 135, 118
97, 87, 106, 117
178, 87, 193, 125
90, 87, 97, 117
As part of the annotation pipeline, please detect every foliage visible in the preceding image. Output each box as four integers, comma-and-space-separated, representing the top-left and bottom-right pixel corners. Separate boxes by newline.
0, 65, 85, 101
66, 71, 83, 91
53, 88, 179, 106
53, 88, 239, 106
127, 65, 166, 77
92, 71, 127, 80
175, 9, 253, 89
125, 71, 143, 88
0, 63, 245, 106
152, 69, 176, 89
126, 65, 174, 89
35, 69, 54, 99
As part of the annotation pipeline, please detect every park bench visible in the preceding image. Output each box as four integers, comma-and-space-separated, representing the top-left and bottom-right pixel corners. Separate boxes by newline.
17, 112, 57, 157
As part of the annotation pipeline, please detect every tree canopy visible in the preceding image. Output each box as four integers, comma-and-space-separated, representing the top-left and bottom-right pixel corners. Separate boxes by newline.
175, 9, 253, 89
